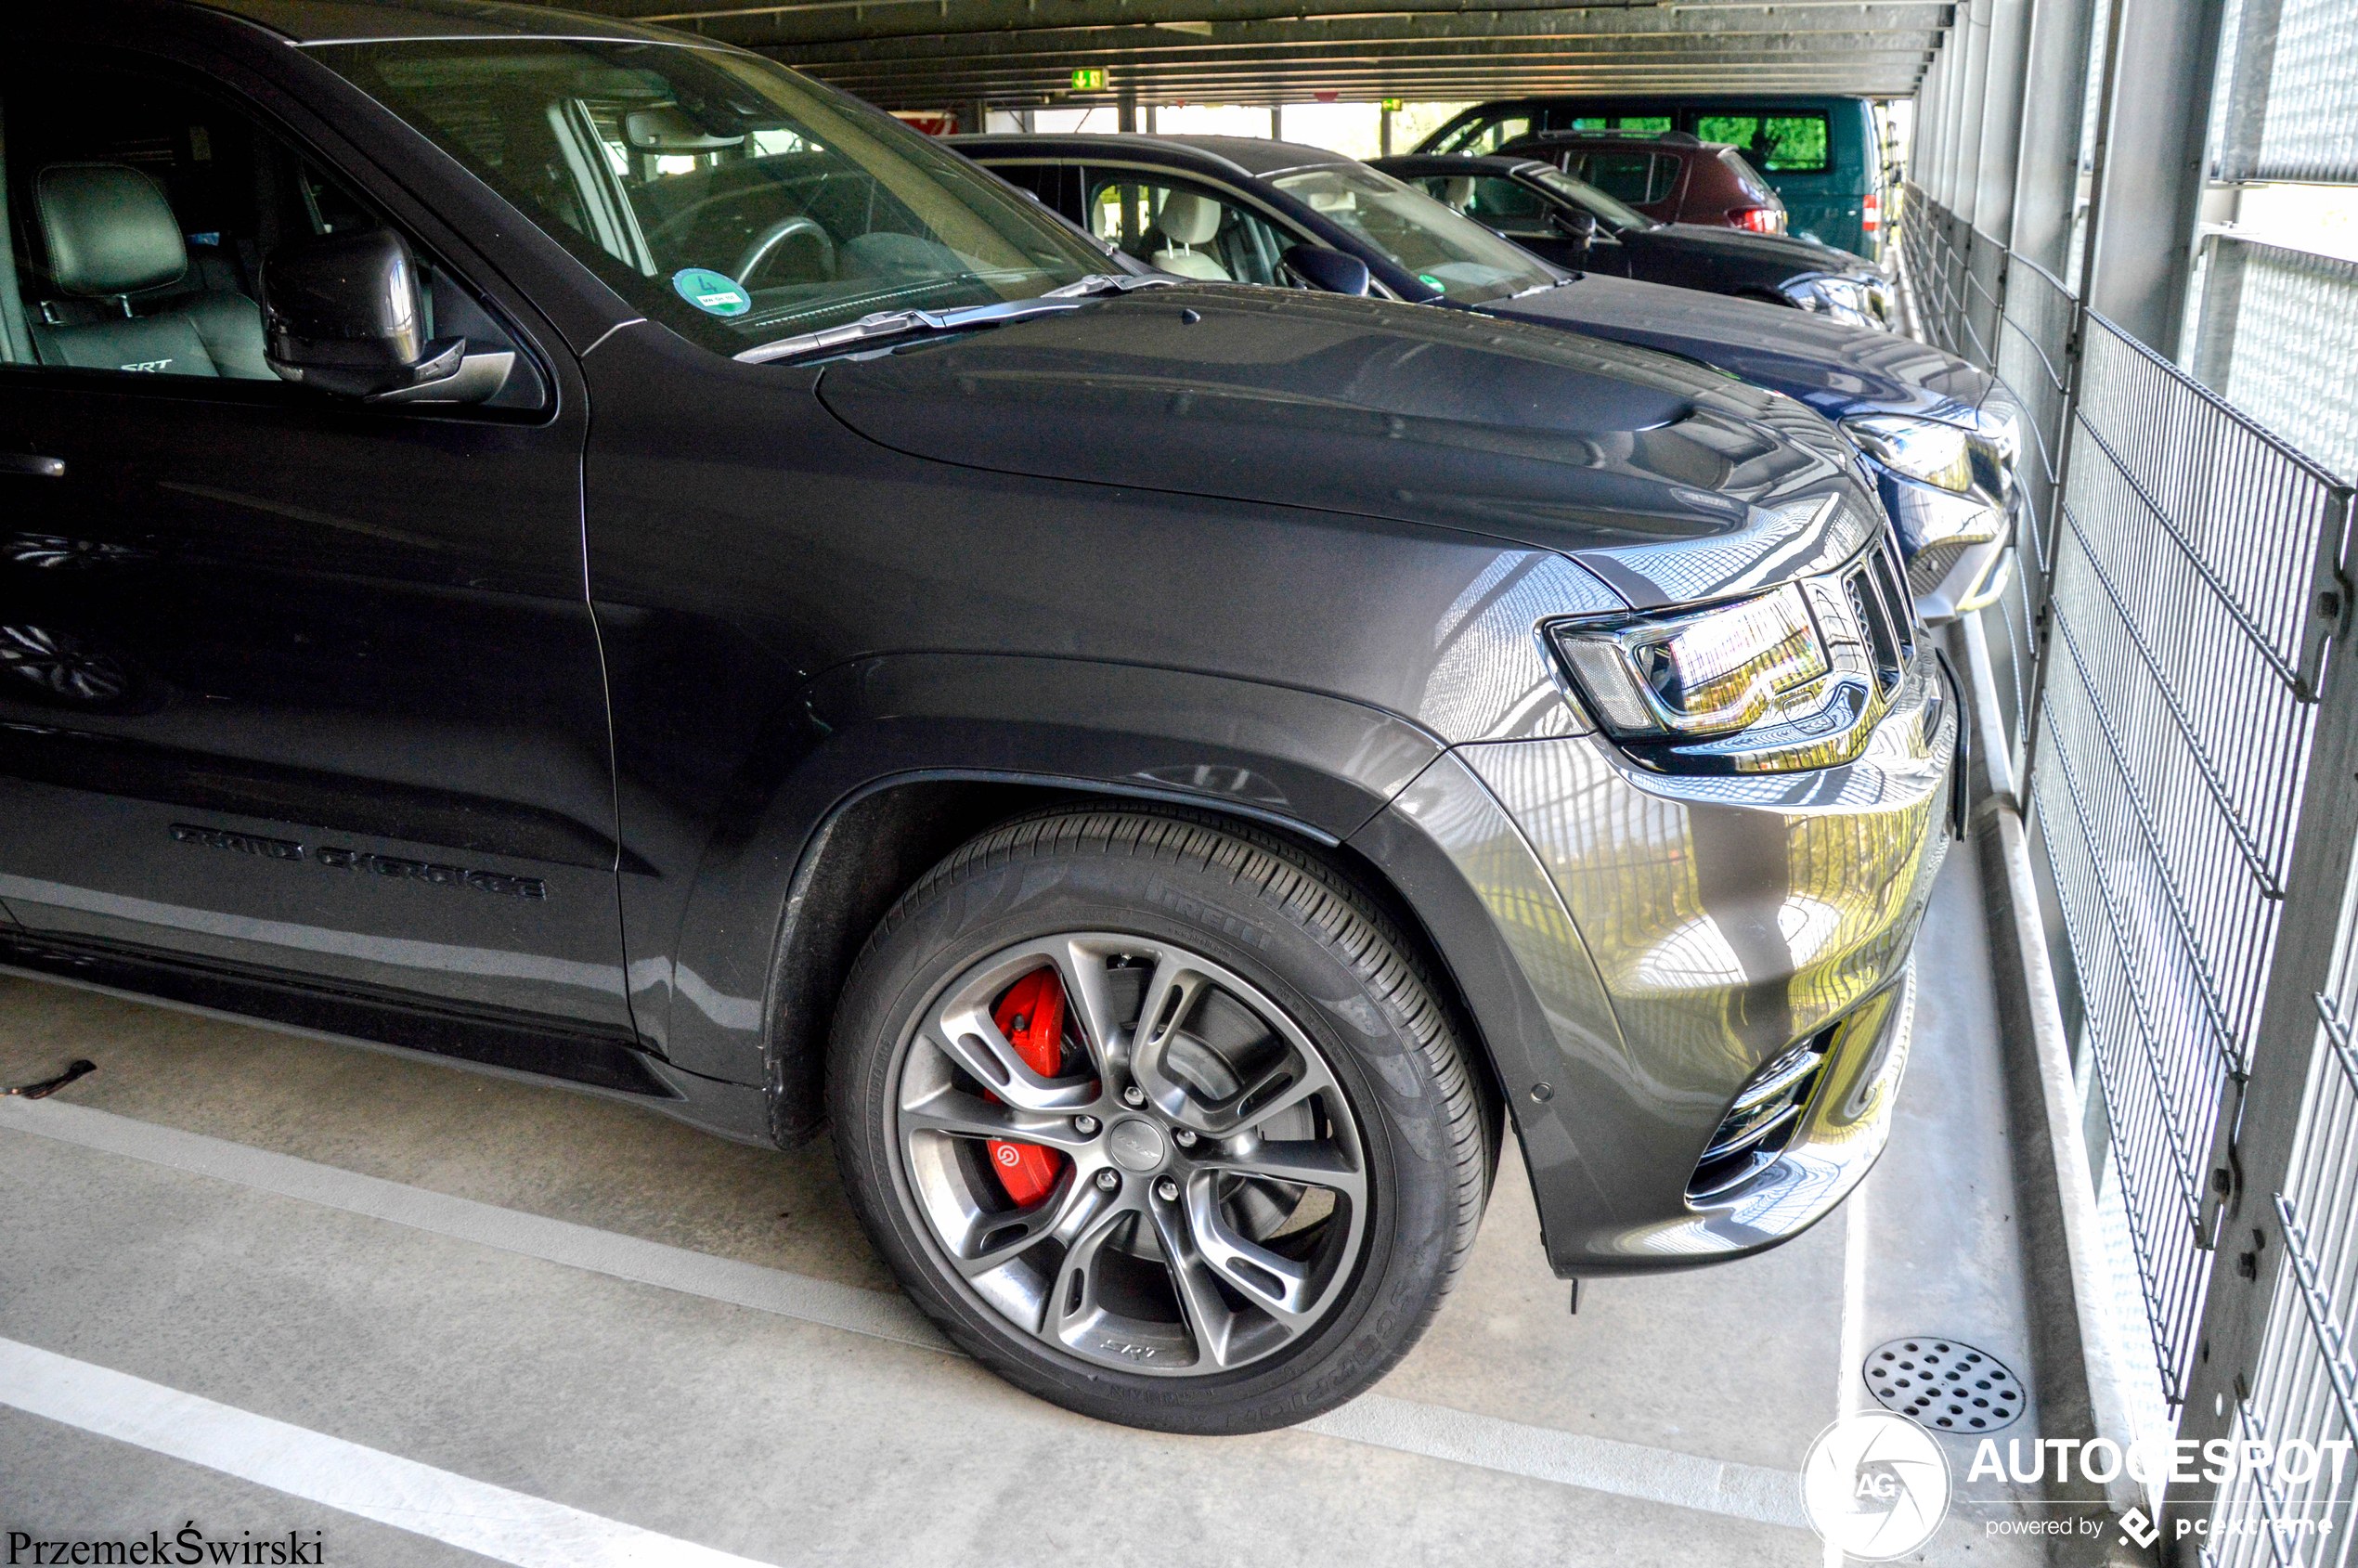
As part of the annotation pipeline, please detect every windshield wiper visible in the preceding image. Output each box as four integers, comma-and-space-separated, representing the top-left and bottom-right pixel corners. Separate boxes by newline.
735, 273, 1173, 365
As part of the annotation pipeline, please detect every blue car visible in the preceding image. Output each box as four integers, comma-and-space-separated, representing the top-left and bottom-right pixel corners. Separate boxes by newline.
958, 132, 2017, 622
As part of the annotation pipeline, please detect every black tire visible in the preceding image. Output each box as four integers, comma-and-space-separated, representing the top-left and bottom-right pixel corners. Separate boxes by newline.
828, 805, 1491, 1434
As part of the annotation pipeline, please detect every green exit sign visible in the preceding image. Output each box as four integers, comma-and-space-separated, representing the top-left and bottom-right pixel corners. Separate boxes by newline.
1380, 98, 1404, 111
1070, 68, 1108, 91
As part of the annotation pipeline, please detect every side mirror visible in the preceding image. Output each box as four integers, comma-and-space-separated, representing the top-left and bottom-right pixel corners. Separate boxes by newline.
263, 229, 512, 405
1552, 208, 1598, 264
1282, 245, 1372, 297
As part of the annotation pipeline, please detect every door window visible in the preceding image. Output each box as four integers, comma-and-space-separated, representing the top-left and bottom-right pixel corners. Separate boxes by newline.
0, 56, 547, 408
1082, 175, 1288, 285
1692, 113, 1833, 173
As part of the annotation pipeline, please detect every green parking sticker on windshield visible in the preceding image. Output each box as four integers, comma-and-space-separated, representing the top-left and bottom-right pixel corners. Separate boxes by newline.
672, 267, 751, 317
1417, 274, 1445, 291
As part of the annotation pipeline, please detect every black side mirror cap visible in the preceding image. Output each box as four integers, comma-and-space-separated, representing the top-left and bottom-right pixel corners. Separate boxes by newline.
1552, 207, 1598, 265
263, 229, 509, 405
1282, 245, 1372, 297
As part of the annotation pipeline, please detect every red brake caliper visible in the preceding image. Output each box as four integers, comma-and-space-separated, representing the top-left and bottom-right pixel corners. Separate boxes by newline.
986, 969, 1069, 1207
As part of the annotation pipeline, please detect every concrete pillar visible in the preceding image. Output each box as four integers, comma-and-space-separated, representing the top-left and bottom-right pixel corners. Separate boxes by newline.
1975, 0, 2035, 240
2008, 0, 2100, 271
1119, 96, 1137, 134
1940, 29, 1975, 207
2083, 0, 2227, 350
1953, 0, 1995, 224
1914, 41, 1950, 200
1271, 105, 1284, 141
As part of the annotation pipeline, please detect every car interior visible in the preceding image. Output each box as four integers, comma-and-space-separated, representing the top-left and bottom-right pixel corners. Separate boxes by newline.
0, 56, 546, 408
1082, 175, 1288, 286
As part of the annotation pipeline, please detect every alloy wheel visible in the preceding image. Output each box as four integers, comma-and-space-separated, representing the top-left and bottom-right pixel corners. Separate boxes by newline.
890, 932, 1370, 1377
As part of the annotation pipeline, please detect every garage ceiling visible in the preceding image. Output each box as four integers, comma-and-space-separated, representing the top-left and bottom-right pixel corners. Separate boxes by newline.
530, 0, 1947, 111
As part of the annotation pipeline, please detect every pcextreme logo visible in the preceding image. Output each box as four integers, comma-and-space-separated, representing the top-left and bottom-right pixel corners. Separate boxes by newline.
1802, 1412, 1953, 1561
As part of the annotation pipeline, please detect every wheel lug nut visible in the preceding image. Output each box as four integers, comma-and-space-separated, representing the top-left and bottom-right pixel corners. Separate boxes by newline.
1172, 1128, 1197, 1147
1095, 1169, 1121, 1192
1071, 1115, 1100, 1136
1121, 1085, 1147, 1108
1156, 1177, 1180, 1202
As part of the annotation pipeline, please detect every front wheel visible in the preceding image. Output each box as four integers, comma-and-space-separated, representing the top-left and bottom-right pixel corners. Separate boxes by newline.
828, 807, 1491, 1433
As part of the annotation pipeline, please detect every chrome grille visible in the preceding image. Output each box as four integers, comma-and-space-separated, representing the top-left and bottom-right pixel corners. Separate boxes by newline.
1844, 538, 1915, 694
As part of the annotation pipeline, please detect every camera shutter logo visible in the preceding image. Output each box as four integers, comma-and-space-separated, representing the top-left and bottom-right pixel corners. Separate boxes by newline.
1801, 1411, 1952, 1560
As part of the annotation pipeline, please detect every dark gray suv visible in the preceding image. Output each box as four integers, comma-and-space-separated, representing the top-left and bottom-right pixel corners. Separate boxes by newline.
0, 0, 1955, 1433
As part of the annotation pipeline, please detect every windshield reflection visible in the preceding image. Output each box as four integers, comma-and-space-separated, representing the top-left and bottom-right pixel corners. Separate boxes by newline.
317, 39, 1109, 355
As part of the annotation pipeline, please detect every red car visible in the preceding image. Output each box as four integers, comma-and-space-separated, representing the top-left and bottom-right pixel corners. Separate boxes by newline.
1497, 130, 1788, 235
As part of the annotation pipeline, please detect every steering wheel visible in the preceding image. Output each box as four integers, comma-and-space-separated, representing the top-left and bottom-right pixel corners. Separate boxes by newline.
732, 215, 835, 289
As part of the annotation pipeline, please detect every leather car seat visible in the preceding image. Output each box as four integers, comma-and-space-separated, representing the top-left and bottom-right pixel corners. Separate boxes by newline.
1147, 191, 1231, 281
27, 163, 270, 379
1439, 176, 1476, 213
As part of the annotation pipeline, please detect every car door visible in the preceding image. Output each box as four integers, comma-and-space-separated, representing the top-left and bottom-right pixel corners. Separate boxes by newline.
0, 48, 632, 1040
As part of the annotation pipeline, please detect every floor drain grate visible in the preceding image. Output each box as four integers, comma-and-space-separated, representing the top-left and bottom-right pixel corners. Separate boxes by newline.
1864, 1337, 2023, 1432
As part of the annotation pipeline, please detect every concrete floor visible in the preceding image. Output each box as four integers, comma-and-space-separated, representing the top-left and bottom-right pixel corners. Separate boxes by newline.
0, 847, 2068, 1566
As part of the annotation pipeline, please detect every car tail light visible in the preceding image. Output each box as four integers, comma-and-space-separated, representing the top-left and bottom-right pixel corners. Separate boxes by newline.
1732, 206, 1781, 234
1863, 191, 1881, 235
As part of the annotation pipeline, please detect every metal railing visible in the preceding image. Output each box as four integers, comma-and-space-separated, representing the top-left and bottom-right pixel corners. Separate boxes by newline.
1898, 185, 2358, 1551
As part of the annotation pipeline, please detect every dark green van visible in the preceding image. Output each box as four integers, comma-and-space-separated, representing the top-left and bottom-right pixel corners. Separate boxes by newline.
1416, 96, 1887, 257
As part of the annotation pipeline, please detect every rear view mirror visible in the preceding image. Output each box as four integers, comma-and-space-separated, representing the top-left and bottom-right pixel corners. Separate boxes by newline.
1282, 245, 1372, 297
624, 107, 746, 152
262, 229, 512, 405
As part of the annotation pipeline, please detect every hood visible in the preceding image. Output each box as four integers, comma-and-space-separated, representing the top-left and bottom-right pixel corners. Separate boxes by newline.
1630, 223, 1878, 277
1486, 274, 1991, 421
817, 286, 1880, 606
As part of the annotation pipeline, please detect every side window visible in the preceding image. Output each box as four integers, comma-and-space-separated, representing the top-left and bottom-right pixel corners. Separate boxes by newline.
1435, 114, 1535, 156
1459, 116, 1536, 157
1, 54, 546, 408
1083, 175, 1288, 286
1693, 114, 1832, 174
1574, 152, 1667, 206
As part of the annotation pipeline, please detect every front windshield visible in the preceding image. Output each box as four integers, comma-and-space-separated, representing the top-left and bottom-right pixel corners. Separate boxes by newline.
1526, 168, 1656, 232
1267, 164, 1559, 305
311, 39, 1109, 355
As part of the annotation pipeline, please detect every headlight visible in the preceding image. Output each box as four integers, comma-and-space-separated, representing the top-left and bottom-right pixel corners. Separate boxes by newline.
1548, 536, 1927, 773
1779, 275, 1874, 326
1550, 583, 1830, 738
1966, 396, 2023, 495
1841, 414, 1974, 493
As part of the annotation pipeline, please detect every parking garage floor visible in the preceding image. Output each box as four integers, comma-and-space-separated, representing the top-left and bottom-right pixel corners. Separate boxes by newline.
0, 842, 2057, 1567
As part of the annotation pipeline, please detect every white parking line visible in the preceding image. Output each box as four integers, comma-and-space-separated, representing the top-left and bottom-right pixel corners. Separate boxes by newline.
1825, 1184, 1872, 1566
0, 1095, 1811, 1535
0, 1337, 779, 1568
0, 1095, 949, 1354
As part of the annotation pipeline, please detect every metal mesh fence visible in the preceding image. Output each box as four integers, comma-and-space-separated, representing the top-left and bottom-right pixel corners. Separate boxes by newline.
2038, 307, 2342, 1402
1898, 189, 2354, 1443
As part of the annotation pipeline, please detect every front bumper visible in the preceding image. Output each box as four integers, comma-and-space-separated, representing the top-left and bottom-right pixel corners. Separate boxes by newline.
1365, 643, 1958, 1276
